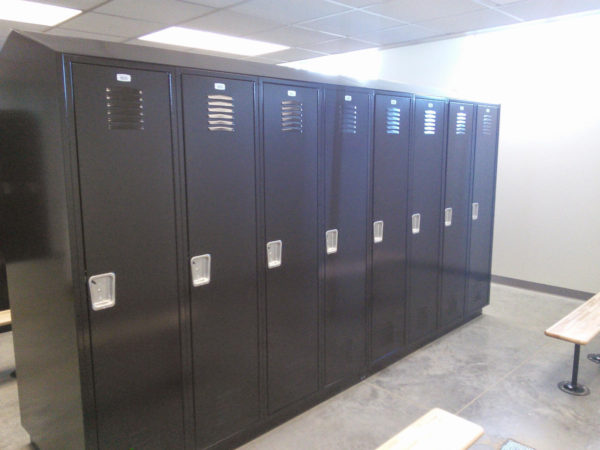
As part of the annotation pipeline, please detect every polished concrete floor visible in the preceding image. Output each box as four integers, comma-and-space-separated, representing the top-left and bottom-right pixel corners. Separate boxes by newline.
1, 284, 599, 449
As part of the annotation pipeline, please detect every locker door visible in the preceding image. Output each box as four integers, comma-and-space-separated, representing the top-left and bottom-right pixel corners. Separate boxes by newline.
371, 94, 411, 362
323, 89, 370, 386
263, 82, 319, 413
466, 105, 500, 313
440, 102, 475, 327
407, 98, 447, 343
72, 64, 184, 448
182, 75, 259, 447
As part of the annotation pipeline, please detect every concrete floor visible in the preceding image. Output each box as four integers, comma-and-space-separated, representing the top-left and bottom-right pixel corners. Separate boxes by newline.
1, 284, 599, 449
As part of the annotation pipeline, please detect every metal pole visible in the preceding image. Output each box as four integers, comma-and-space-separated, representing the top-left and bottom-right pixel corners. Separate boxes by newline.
571, 344, 580, 387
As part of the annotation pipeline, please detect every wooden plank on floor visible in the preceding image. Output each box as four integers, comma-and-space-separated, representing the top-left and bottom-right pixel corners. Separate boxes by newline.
376, 408, 484, 450
545, 292, 600, 345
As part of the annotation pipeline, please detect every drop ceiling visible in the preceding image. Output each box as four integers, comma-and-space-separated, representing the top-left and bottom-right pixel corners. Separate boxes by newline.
1, 0, 600, 64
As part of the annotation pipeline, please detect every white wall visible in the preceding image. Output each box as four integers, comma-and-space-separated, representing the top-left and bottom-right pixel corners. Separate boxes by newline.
377, 12, 600, 293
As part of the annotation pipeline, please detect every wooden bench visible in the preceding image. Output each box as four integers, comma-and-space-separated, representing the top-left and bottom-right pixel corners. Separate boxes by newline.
0, 309, 11, 328
545, 291, 600, 395
376, 408, 484, 450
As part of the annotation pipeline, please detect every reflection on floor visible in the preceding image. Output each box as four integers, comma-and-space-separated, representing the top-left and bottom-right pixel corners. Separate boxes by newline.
1, 284, 599, 450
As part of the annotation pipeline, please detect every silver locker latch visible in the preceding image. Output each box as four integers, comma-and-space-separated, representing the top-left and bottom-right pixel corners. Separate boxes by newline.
190, 254, 211, 287
326, 229, 338, 254
88, 273, 116, 311
412, 213, 421, 234
267, 240, 282, 268
472, 202, 479, 220
444, 207, 453, 227
373, 221, 384, 243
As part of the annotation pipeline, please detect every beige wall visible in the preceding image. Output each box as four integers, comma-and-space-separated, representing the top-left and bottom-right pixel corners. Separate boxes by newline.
377, 12, 600, 293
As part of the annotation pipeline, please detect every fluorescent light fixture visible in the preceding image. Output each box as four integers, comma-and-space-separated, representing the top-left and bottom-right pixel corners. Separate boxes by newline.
280, 48, 382, 81
0, 0, 81, 26
139, 27, 289, 57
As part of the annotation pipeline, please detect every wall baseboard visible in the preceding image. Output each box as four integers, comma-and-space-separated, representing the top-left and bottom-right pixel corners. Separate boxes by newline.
491, 275, 594, 301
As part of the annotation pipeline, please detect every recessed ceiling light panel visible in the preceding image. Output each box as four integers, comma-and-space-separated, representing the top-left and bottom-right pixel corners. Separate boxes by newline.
0, 0, 81, 26
139, 27, 289, 57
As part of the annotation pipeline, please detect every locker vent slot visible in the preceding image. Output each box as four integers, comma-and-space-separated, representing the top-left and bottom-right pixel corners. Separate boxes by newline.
281, 100, 303, 133
424, 109, 436, 135
339, 104, 357, 134
208, 94, 234, 132
482, 112, 493, 136
386, 106, 400, 135
339, 104, 358, 134
456, 112, 467, 135
106, 86, 144, 130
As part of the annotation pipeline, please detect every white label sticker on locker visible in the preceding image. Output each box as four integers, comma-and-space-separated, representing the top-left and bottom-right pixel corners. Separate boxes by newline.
287, 90, 296, 97
391, 99, 397, 105
116, 73, 131, 82
345, 95, 352, 102
214, 83, 226, 90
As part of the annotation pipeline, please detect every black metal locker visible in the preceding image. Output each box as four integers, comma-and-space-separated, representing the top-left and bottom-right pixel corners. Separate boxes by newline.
371, 94, 411, 362
466, 105, 500, 313
439, 102, 475, 327
263, 82, 319, 413
181, 74, 260, 447
72, 64, 184, 448
407, 98, 447, 343
323, 88, 370, 386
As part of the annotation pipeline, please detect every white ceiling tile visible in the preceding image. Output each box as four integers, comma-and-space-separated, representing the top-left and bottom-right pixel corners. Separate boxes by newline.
301, 10, 404, 35
499, 0, 600, 21
178, 0, 246, 7
479, 0, 526, 5
419, 8, 519, 33
47, 27, 126, 41
35, 0, 107, 10
365, 0, 485, 23
60, 12, 164, 38
325, 0, 388, 7
353, 24, 438, 45
232, 0, 351, 25
263, 47, 328, 61
128, 37, 247, 58
94, 0, 213, 25
245, 26, 342, 46
303, 37, 376, 53
242, 55, 286, 64
181, 10, 280, 36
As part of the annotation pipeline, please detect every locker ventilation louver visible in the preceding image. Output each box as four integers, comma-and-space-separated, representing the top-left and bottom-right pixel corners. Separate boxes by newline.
106, 86, 144, 130
386, 106, 400, 135
281, 100, 303, 133
207, 94, 235, 132
424, 109, 436, 135
456, 111, 467, 135
339, 104, 357, 134
482, 111, 493, 136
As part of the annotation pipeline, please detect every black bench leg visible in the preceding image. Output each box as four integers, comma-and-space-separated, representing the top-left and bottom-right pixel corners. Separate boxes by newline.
10, 370, 16, 378
587, 353, 600, 364
558, 344, 590, 395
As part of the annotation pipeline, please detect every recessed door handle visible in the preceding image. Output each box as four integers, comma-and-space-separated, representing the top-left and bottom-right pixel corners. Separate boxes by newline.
412, 213, 421, 234
373, 220, 384, 243
472, 202, 479, 220
444, 207, 453, 227
326, 229, 338, 254
267, 240, 282, 268
89, 272, 116, 311
191, 254, 211, 287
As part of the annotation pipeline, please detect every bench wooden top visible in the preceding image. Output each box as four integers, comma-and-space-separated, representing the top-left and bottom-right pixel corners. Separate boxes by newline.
545, 292, 600, 345
0, 309, 11, 327
376, 408, 484, 450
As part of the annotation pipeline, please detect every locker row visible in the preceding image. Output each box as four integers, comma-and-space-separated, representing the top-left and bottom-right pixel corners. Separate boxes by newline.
1, 32, 499, 450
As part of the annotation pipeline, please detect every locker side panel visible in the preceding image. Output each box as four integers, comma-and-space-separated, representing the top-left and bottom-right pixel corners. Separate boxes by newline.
182, 74, 260, 447
440, 102, 474, 326
323, 88, 369, 385
407, 98, 446, 343
466, 105, 500, 313
263, 82, 319, 413
72, 63, 184, 449
371, 94, 410, 362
